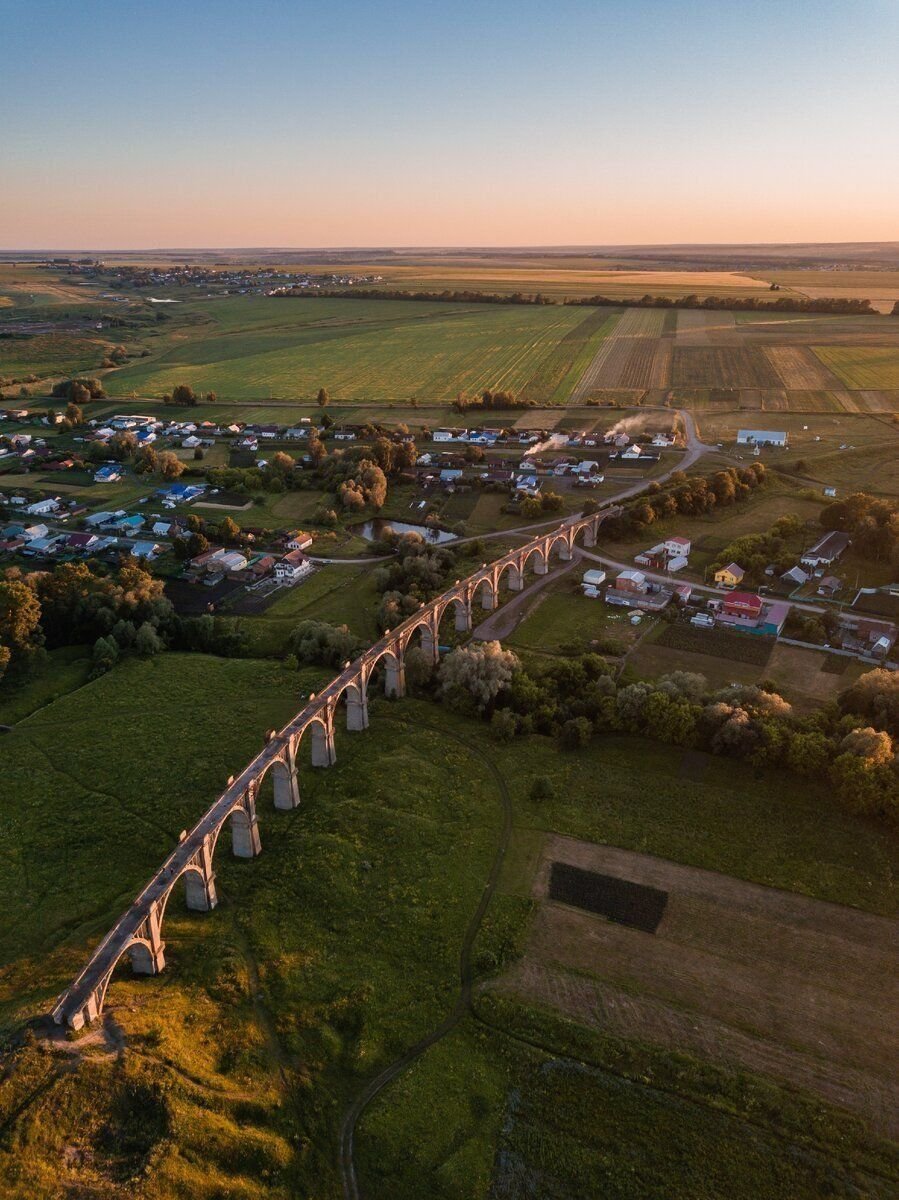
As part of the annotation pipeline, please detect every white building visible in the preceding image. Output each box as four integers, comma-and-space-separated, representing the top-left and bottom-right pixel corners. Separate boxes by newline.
275, 549, 312, 582
736, 429, 788, 447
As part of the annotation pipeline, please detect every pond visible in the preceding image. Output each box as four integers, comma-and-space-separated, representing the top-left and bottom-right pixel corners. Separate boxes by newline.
349, 517, 456, 544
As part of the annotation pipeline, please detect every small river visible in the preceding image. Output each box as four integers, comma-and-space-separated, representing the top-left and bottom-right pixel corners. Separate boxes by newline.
349, 517, 456, 544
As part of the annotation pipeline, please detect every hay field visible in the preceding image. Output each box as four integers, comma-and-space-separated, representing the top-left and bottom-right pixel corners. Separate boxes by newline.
756, 269, 899, 315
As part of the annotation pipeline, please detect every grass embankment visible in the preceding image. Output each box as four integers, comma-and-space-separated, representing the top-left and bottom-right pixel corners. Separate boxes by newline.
0, 664, 895, 1198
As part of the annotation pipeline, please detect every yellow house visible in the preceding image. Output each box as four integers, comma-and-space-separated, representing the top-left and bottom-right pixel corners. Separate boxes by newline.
714, 562, 745, 589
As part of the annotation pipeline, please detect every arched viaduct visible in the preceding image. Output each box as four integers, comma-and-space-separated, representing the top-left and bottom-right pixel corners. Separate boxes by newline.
52, 509, 613, 1030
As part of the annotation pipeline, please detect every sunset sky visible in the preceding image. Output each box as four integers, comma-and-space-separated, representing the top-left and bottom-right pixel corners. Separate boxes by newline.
2, 0, 898, 250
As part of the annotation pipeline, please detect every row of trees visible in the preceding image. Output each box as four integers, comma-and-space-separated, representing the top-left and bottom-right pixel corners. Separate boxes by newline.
415, 645, 899, 819
708, 513, 805, 585
566, 294, 878, 315
0, 559, 245, 683
600, 463, 768, 540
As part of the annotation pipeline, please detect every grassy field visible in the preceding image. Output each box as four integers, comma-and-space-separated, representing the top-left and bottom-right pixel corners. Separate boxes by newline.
103, 297, 595, 402
813, 346, 899, 389
1, 652, 896, 1198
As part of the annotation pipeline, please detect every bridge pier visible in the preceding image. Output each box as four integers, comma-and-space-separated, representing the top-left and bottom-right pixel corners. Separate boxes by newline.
558, 542, 572, 561
534, 555, 548, 576
346, 687, 369, 731
584, 522, 597, 548
185, 839, 218, 909
231, 797, 262, 858
480, 582, 496, 611
455, 602, 472, 632
507, 564, 524, 592
131, 907, 166, 975
419, 626, 439, 664
385, 656, 406, 698
311, 722, 336, 766
273, 760, 301, 809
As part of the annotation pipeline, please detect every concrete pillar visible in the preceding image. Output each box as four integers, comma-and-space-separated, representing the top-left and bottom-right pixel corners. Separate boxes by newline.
385, 655, 406, 698
231, 799, 262, 858
419, 626, 439, 664
273, 760, 300, 809
507, 564, 524, 592
132, 907, 165, 974
310, 721, 336, 766
584, 522, 597, 548
346, 686, 369, 730
558, 540, 572, 561
454, 602, 472, 632
480, 581, 496, 611
185, 866, 218, 910
534, 551, 548, 576
183, 839, 218, 908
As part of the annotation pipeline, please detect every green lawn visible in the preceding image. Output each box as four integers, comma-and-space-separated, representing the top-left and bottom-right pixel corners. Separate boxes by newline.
813, 346, 899, 389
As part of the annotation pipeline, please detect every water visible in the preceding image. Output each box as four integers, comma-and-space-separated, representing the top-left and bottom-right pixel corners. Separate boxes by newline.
349, 517, 455, 544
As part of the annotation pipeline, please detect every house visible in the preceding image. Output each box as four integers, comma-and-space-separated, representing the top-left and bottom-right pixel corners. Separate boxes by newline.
22, 535, 61, 556
714, 562, 745, 589
736, 429, 788, 447
440, 468, 463, 485
275, 549, 312, 582
667, 555, 689, 573
191, 547, 227, 572
158, 482, 205, 503
286, 532, 313, 551
652, 433, 676, 447
514, 475, 541, 497
721, 591, 764, 621
107, 513, 145, 535
217, 550, 249, 574
182, 435, 201, 449
674, 582, 693, 604
582, 568, 607, 589
664, 536, 691, 558
621, 444, 643, 460
838, 614, 897, 658
285, 427, 309, 439
22, 523, 49, 541
823, 486, 837, 498
334, 430, 356, 441
816, 575, 842, 598
615, 570, 648, 595
433, 430, 456, 443
130, 541, 162, 561
25, 498, 59, 516
84, 511, 116, 528
152, 520, 178, 537
66, 532, 101, 553
801, 531, 851, 570
94, 464, 123, 483
247, 554, 275, 579
136, 429, 156, 444
781, 565, 810, 587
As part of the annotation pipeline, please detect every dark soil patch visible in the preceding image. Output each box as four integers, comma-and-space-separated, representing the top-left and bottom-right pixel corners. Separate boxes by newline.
163, 576, 244, 614
655, 621, 774, 666
821, 653, 850, 675
549, 863, 667, 934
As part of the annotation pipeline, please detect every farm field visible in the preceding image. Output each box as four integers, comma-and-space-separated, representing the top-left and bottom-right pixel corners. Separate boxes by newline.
813, 346, 899, 389
103, 297, 596, 402
1, 656, 896, 1198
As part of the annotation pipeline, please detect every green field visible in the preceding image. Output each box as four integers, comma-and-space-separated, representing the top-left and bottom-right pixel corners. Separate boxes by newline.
813, 346, 899, 389
103, 297, 596, 402
1, 654, 896, 1198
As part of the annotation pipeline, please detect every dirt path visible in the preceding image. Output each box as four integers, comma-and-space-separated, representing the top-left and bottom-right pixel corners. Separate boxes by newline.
471, 557, 577, 641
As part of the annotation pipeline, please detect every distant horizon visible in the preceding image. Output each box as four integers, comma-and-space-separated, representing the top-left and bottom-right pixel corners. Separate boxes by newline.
4, 240, 899, 257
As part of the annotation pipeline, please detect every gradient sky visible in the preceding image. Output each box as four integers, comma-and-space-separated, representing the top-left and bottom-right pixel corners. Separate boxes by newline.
2, 0, 898, 249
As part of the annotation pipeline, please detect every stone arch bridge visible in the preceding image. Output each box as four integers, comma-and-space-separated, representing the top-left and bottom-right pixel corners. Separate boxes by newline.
52, 510, 613, 1029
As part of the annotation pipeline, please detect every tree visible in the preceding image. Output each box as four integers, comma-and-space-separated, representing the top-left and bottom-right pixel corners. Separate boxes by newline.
559, 716, 593, 749
157, 451, 186, 480
193, 447, 205, 461
490, 708, 518, 741
317, 387, 330, 408
91, 635, 119, 677
218, 516, 240, 545
437, 641, 518, 712
529, 776, 554, 803
0, 580, 42, 660
271, 451, 295, 475
320, 413, 334, 430
172, 384, 197, 406
839, 725, 893, 766
65, 401, 84, 426
405, 645, 435, 692
134, 446, 159, 475
308, 435, 327, 464
187, 532, 209, 557
134, 621, 163, 656
289, 620, 361, 667
838, 669, 899, 736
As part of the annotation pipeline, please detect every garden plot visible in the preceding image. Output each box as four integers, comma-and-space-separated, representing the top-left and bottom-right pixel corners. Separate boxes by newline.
570, 307, 664, 398
500, 835, 899, 1133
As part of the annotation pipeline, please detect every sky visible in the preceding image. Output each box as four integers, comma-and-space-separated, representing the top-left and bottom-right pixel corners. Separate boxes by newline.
1, 0, 898, 249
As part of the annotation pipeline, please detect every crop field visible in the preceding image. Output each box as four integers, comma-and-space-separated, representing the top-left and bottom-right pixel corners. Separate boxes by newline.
104, 297, 593, 402
763, 344, 843, 389
0, 332, 112, 381
812, 346, 899, 389
517, 307, 618, 403
671, 347, 783, 389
